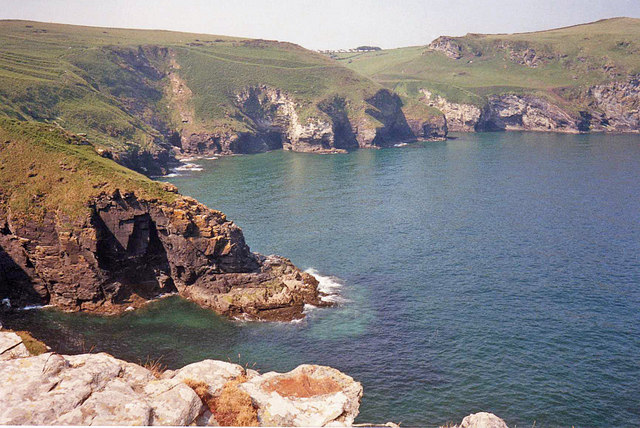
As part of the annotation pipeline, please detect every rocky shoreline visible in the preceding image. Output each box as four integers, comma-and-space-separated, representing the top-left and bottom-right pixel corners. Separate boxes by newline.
0, 330, 508, 427
0, 188, 326, 321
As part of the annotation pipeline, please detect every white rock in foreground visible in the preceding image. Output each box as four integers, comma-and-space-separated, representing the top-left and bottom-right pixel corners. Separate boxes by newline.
239, 364, 363, 427
457, 412, 509, 428
0, 331, 30, 361
0, 332, 363, 426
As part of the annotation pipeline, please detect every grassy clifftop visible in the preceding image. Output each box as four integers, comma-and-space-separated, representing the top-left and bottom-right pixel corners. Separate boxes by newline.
0, 20, 381, 171
0, 117, 176, 221
337, 17, 640, 105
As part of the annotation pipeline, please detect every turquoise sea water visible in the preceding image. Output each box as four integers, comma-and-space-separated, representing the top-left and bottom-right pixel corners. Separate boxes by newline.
6, 132, 640, 427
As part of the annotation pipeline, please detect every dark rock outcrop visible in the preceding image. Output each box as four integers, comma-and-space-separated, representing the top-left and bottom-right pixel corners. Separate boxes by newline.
0, 188, 322, 321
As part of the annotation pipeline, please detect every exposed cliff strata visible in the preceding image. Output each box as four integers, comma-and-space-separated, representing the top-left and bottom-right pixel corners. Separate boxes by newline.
421, 89, 482, 132
0, 189, 322, 321
421, 78, 640, 133
180, 86, 445, 156
480, 94, 585, 132
586, 75, 640, 131
427, 36, 463, 59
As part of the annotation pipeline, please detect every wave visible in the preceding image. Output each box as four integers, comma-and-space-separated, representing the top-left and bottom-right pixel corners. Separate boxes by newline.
179, 156, 202, 162
205, 156, 219, 160
304, 268, 346, 304
20, 304, 54, 311
174, 163, 203, 172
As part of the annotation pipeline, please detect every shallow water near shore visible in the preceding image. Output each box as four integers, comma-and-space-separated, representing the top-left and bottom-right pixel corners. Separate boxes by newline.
5, 132, 640, 427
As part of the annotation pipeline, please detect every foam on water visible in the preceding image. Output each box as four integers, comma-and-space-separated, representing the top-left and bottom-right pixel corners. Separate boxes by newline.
174, 163, 203, 172
304, 268, 347, 303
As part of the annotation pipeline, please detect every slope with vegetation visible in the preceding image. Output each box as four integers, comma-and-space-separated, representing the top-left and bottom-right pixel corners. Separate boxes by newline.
0, 20, 445, 175
0, 118, 323, 320
337, 17, 640, 133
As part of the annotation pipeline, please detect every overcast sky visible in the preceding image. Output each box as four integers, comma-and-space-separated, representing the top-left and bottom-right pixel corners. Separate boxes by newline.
2, 0, 640, 50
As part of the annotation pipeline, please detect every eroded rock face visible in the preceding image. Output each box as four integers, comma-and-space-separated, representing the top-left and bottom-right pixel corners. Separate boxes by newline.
421, 90, 587, 133
480, 94, 584, 132
181, 86, 445, 156
428, 36, 463, 59
421, 89, 482, 132
0, 188, 320, 321
587, 76, 640, 131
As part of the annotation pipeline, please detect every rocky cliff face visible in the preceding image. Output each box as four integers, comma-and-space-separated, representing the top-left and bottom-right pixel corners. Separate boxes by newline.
0, 187, 321, 321
479, 94, 586, 132
586, 75, 640, 131
180, 86, 447, 157
428, 36, 463, 59
421, 76, 640, 133
421, 89, 482, 132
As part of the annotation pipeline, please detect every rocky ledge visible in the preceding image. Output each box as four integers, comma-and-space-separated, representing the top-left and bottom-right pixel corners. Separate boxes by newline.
0, 187, 324, 321
0, 331, 362, 426
0, 331, 510, 427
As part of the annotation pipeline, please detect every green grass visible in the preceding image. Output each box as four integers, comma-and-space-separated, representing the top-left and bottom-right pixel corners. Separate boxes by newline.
0, 117, 177, 223
338, 17, 640, 105
0, 20, 382, 160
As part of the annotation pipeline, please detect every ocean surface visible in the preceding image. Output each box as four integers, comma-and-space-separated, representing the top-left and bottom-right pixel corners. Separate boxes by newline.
7, 132, 640, 427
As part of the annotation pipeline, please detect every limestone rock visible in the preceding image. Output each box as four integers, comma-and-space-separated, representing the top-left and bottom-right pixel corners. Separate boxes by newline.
0, 339, 364, 427
144, 378, 204, 425
165, 359, 245, 396
421, 89, 482, 132
239, 364, 363, 427
0, 351, 203, 426
458, 412, 509, 428
0, 331, 30, 361
428, 36, 463, 59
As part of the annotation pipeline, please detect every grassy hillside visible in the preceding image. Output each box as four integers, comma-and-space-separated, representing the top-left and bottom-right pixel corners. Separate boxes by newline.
0, 20, 380, 170
0, 117, 176, 222
338, 17, 640, 105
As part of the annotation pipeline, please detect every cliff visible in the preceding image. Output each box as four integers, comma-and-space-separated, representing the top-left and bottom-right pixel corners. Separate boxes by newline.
0, 20, 446, 177
421, 76, 640, 133
0, 119, 321, 321
341, 18, 640, 135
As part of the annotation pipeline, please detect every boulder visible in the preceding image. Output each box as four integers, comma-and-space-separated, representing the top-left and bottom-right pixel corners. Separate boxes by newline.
458, 412, 509, 428
239, 364, 363, 427
0, 351, 202, 426
164, 359, 245, 396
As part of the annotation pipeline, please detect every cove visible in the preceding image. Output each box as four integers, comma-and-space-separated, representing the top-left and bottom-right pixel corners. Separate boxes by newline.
6, 132, 640, 427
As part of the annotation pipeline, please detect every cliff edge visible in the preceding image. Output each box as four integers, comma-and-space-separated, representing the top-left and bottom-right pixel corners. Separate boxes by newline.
0, 119, 321, 321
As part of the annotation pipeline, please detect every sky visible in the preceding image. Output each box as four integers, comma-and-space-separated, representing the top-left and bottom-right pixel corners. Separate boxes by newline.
2, 0, 640, 50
